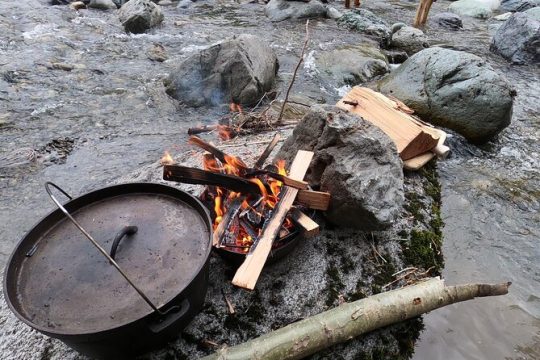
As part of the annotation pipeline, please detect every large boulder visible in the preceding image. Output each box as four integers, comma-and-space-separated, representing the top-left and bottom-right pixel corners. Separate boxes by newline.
431, 12, 463, 30
448, 0, 499, 18
314, 44, 389, 86
499, 0, 540, 12
490, 12, 540, 64
88, 0, 117, 9
378, 48, 514, 143
390, 26, 430, 55
264, 0, 327, 22
276, 106, 404, 230
337, 9, 391, 45
165, 34, 278, 107
525, 6, 540, 20
117, 0, 163, 33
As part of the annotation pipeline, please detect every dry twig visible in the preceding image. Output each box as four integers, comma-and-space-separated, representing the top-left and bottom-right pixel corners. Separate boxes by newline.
277, 20, 310, 125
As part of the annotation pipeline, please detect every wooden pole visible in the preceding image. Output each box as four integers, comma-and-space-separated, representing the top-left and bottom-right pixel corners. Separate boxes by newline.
232, 150, 314, 290
414, 0, 434, 27
201, 278, 511, 360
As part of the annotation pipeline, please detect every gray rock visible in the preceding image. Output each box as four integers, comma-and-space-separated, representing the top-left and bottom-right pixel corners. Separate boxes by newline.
524, 6, 540, 20
165, 34, 278, 107
315, 45, 389, 86
378, 48, 514, 143
264, 0, 327, 22
391, 22, 407, 34
390, 26, 430, 55
448, 0, 495, 18
117, 0, 164, 34
337, 9, 391, 45
499, 0, 540, 12
276, 106, 404, 230
431, 12, 463, 29
326, 6, 343, 19
490, 12, 540, 64
88, 0, 117, 9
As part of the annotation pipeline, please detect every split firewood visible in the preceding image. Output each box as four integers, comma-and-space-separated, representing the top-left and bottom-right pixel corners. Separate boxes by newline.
296, 190, 331, 211
245, 169, 308, 190
337, 87, 440, 161
232, 150, 314, 290
201, 277, 510, 360
290, 208, 319, 238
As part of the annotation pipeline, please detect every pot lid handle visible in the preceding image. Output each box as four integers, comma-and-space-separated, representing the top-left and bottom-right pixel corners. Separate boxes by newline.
44, 182, 180, 316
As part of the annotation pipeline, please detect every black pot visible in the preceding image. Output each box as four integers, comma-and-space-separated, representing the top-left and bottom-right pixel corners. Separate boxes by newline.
3, 183, 212, 359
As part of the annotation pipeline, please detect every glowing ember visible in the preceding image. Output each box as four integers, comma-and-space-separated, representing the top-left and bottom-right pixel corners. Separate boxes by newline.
204, 154, 294, 252
217, 125, 233, 141
160, 151, 174, 165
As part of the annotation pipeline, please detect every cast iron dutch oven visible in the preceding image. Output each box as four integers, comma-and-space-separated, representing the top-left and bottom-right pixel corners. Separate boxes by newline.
3, 182, 213, 359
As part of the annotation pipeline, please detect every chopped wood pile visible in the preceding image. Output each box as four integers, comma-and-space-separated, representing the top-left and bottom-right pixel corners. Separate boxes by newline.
163, 134, 330, 290
337, 87, 450, 170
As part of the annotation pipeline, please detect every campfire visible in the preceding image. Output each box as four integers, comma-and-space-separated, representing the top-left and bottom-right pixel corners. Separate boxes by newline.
162, 134, 330, 289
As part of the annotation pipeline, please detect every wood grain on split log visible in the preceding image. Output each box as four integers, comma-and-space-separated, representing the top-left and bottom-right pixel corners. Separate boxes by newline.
296, 190, 331, 211
337, 87, 440, 161
245, 169, 309, 190
232, 150, 314, 290
290, 209, 319, 238
201, 278, 510, 360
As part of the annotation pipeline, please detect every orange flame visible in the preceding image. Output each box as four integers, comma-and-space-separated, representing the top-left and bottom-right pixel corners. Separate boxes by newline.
160, 151, 174, 165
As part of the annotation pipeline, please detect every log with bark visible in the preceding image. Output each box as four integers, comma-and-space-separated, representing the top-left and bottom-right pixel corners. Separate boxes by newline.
201, 277, 510, 360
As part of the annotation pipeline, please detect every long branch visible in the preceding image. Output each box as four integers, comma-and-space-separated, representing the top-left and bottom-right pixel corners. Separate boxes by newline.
200, 277, 510, 360
277, 20, 310, 125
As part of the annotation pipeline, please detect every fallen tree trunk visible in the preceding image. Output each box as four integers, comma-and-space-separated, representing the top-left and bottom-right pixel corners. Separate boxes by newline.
200, 277, 510, 360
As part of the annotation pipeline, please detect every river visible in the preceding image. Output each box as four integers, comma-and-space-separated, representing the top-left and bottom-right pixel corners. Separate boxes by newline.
0, 0, 538, 359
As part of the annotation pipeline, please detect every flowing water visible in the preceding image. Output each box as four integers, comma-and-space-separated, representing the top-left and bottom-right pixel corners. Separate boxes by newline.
0, 0, 538, 359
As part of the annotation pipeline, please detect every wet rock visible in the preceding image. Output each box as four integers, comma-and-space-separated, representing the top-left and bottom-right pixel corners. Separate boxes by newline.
276, 106, 404, 230
69, 1, 87, 10
264, 0, 327, 22
314, 45, 389, 86
390, 26, 429, 55
326, 6, 343, 19
383, 49, 408, 64
378, 48, 514, 143
147, 43, 167, 62
337, 9, 391, 45
165, 34, 278, 107
431, 12, 463, 29
499, 0, 539, 12
117, 0, 164, 33
88, 0, 117, 9
524, 6, 540, 20
448, 0, 497, 18
490, 12, 540, 64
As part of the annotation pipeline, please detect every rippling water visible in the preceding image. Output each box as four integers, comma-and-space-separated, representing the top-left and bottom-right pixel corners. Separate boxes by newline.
1, 0, 538, 359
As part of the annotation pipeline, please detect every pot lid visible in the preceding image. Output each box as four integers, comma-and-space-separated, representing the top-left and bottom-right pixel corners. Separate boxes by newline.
4, 183, 211, 335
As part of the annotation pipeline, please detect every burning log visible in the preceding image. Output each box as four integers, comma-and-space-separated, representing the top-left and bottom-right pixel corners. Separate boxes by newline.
245, 169, 309, 190
232, 150, 314, 290
189, 136, 248, 170
213, 196, 247, 247
296, 190, 331, 211
187, 124, 219, 135
201, 278, 510, 360
163, 165, 261, 195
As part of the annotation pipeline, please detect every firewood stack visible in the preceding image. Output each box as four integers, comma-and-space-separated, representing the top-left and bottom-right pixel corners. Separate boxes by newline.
163, 134, 330, 290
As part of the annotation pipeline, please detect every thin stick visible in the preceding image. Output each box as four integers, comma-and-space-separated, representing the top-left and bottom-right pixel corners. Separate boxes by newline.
277, 20, 310, 125
254, 133, 281, 169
